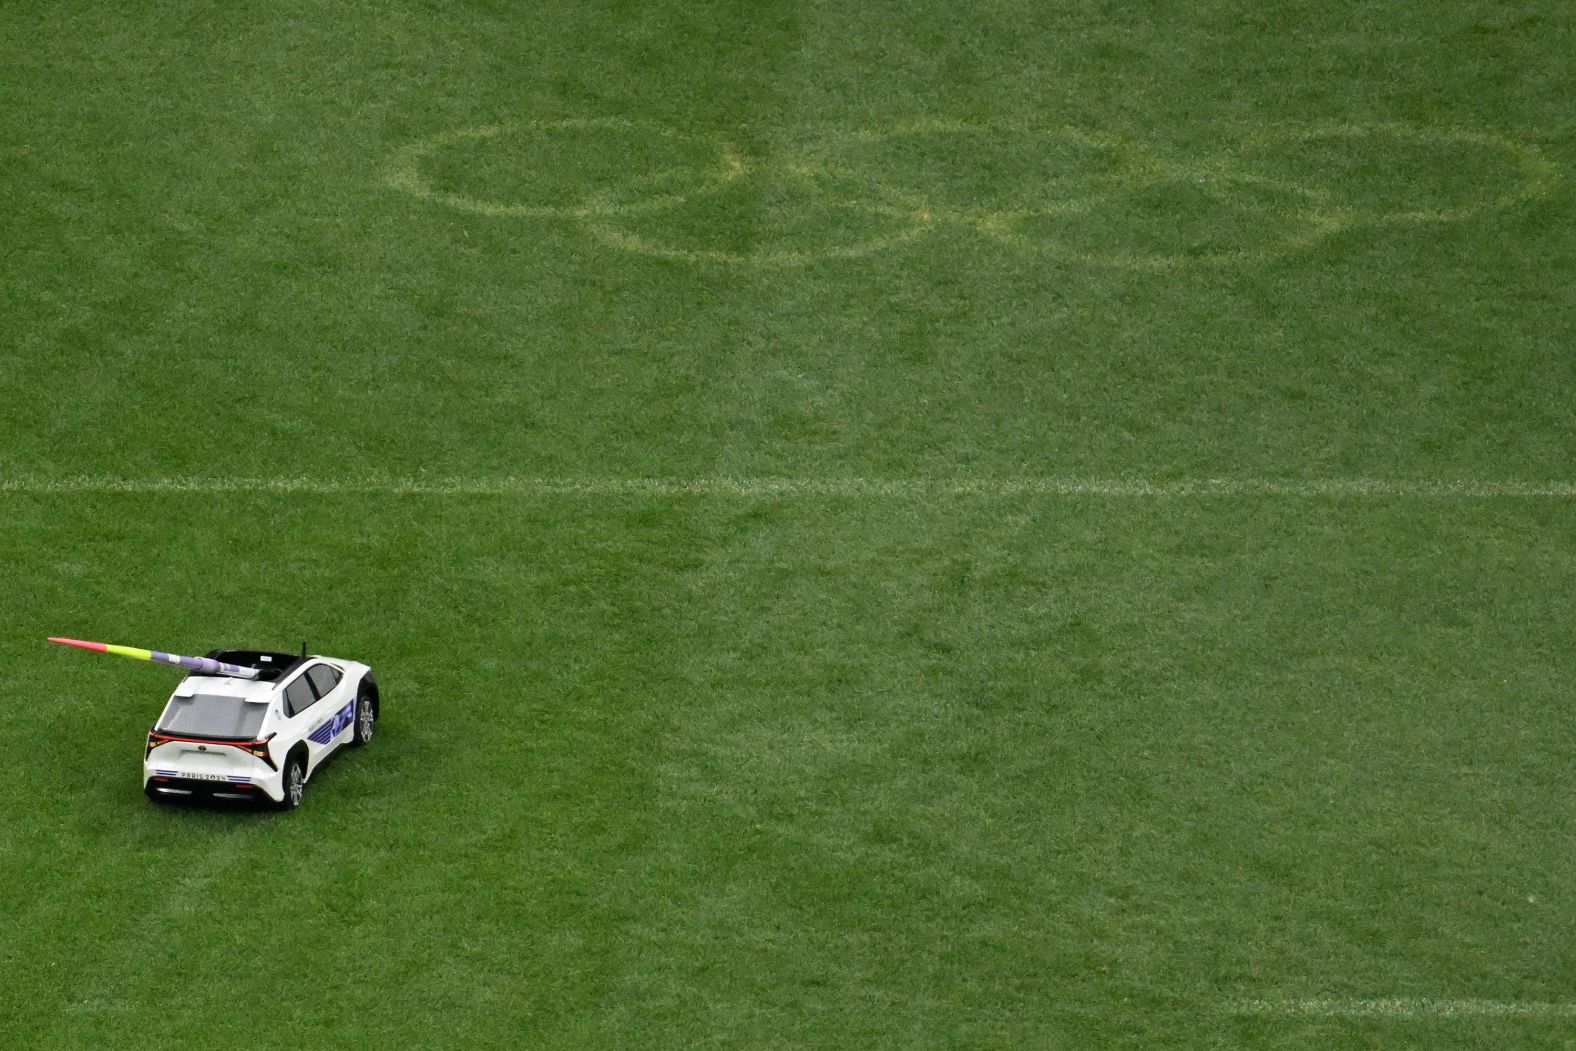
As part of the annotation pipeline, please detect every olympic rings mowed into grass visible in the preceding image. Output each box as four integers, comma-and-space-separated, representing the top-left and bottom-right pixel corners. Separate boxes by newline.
580, 161, 936, 266
384, 119, 744, 219
985, 166, 1351, 272
1231, 122, 1559, 226
385, 119, 1557, 268
793, 120, 1161, 225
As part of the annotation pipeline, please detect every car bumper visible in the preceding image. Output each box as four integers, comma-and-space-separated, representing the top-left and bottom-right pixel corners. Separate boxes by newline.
144, 764, 285, 803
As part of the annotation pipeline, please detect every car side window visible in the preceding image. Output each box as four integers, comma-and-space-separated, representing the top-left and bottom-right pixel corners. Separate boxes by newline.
283, 676, 316, 718
306, 664, 342, 699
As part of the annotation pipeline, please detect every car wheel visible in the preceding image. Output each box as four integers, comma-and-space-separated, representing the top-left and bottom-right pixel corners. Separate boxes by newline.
276, 755, 306, 811
351, 688, 375, 746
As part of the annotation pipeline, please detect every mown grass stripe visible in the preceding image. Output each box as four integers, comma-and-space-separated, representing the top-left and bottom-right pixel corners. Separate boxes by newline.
2, 476, 1576, 498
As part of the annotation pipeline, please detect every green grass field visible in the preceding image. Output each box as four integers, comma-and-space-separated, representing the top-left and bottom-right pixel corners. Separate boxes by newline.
3, 2, 1574, 1048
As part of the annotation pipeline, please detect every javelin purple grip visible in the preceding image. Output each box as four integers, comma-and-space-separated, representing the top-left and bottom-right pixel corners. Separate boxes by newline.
149, 650, 261, 680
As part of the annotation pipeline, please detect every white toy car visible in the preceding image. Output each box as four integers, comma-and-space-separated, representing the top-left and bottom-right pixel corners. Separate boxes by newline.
143, 649, 380, 809
47, 637, 379, 810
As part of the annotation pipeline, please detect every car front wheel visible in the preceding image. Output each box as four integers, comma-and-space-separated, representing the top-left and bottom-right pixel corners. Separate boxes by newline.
351, 689, 375, 746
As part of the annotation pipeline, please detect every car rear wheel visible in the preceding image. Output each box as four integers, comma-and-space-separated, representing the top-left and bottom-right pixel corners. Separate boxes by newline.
276, 755, 306, 811
351, 688, 375, 746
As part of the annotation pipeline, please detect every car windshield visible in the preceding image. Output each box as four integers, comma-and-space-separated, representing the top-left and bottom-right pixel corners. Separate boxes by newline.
158, 695, 266, 739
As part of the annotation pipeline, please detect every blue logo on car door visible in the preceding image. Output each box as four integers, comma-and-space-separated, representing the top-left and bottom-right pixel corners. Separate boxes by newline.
308, 699, 356, 745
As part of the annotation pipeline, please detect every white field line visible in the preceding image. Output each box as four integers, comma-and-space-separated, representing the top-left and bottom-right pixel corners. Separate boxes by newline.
1, 475, 1576, 498
1232, 998, 1576, 1020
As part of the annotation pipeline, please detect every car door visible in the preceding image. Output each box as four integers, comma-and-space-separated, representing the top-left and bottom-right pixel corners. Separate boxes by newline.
279, 671, 326, 770
302, 662, 353, 759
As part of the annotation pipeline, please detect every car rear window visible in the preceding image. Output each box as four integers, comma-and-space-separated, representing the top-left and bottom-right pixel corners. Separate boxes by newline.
284, 676, 316, 717
158, 695, 266, 739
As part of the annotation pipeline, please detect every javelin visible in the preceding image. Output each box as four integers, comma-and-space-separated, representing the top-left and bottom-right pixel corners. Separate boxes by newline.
47, 637, 262, 680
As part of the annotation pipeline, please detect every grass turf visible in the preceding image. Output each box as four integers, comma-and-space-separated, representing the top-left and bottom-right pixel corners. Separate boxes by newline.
2, 1, 1574, 1048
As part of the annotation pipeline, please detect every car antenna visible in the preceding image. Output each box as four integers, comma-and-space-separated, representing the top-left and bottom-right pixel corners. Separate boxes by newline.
301, 640, 308, 659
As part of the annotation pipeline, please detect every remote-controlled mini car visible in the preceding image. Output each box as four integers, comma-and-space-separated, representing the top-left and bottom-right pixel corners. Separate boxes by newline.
49, 637, 379, 810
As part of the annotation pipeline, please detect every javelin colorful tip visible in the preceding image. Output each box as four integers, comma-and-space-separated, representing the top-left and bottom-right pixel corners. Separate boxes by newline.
48, 636, 108, 652
47, 636, 261, 680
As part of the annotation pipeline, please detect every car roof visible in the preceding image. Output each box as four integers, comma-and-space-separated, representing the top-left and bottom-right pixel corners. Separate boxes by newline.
178, 653, 347, 694
193, 649, 307, 683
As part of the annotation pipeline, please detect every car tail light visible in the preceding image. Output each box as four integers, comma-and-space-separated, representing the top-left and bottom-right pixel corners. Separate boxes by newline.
241, 735, 277, 769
